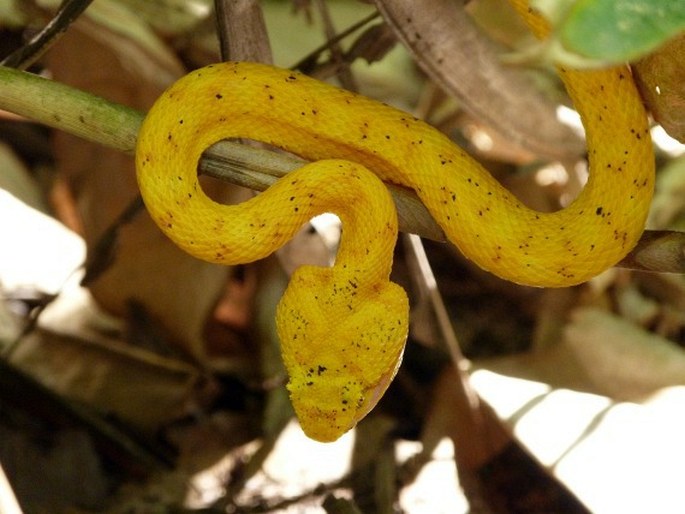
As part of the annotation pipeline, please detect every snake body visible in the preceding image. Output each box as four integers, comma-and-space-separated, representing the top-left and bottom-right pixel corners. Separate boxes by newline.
135, 7, 654, 442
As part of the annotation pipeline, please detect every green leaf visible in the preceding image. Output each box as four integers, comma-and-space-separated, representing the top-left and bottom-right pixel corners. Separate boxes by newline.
561, 0, 685, 62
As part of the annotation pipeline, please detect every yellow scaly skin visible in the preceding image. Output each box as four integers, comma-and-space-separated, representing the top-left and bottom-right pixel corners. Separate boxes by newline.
135, 6, 654, 442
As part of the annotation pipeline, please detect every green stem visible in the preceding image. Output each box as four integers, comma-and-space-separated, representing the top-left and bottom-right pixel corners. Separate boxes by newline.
0, 65, 139, 152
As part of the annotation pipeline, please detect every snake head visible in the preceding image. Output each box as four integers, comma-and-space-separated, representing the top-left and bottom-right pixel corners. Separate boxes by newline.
276, 265, 409, 442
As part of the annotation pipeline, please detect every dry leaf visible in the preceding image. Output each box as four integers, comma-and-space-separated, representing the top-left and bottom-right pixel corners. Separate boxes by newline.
10, 328, 199, 431
634, 33, 685, 143
647, 154, 685, 229
46, 16, 239, 360
563, 307, 685, 400
373, 0, 584, 160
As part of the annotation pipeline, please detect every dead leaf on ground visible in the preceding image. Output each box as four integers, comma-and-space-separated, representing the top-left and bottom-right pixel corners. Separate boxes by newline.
10, 327, 200, 431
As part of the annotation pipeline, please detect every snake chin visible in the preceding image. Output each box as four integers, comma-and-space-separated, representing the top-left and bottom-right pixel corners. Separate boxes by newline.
276, 265, 409, 442
287, 376, 368, 443
286, 353, 404, 443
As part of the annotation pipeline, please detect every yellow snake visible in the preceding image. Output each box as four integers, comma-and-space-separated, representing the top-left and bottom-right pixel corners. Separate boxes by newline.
135, 4, 654, 442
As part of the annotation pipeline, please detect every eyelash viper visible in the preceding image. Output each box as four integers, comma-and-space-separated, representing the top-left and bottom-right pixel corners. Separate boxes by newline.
135, 5, 654, 442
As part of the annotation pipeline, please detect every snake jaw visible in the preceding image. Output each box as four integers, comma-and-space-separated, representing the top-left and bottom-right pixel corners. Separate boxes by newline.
276, 266, 409, 442
286, 373, 368, 443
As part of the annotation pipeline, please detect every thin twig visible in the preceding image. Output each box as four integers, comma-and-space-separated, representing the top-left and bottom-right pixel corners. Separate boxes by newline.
404, 234, 482, 413
1, 0, 95, 70
80, 195, 145, 286
311, 0, 357, 90
292, 11, 380, 74
214, 0, 272, 63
